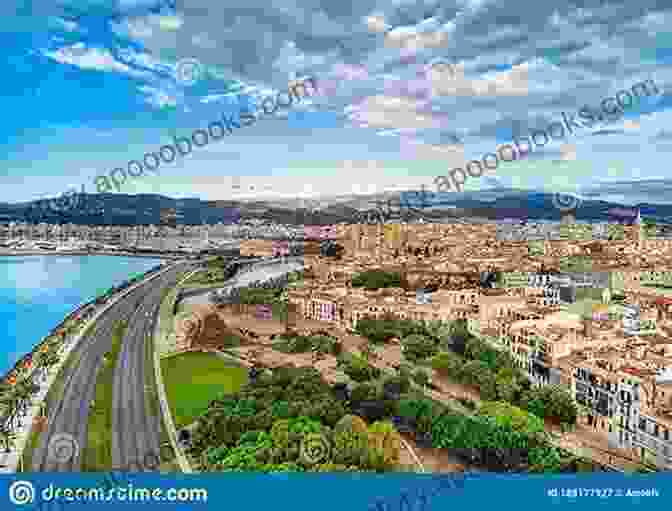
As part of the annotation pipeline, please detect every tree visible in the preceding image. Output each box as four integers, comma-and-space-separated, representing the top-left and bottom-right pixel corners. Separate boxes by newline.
332, 429, 369, 466
401, 334, 438, 362
517, 385, 578, 426
412, 369, 431, 389
477, 401, 546, 438
495, 366, 523, 403
350, 383, 380, 403
367, 421, 402, 470
448, 319, 471, 355
460, 360, 491, 387
334, 415, 369, 436
430, 351, 463, 375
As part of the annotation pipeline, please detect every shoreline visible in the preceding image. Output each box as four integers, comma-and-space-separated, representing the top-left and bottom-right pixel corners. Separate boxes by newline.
3, 263, 181, 473
0, 249, 179, 259
0, 263, 168, 383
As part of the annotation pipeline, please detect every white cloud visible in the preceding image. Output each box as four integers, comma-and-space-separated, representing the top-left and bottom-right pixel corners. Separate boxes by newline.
45, 46, 138, 75
365, 14, 390, 33
430, 61, 530, 97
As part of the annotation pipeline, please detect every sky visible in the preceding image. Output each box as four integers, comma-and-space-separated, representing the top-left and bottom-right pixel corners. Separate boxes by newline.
1, 0, 671, 204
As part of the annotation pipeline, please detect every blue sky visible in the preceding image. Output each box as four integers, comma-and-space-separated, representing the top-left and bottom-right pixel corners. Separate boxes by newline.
1, 0, 671, 204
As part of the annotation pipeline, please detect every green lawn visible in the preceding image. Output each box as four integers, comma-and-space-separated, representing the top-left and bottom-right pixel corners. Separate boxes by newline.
160, 352, 248, 429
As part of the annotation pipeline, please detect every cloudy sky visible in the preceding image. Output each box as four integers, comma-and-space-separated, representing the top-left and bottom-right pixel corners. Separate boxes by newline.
1, 0, 670, 204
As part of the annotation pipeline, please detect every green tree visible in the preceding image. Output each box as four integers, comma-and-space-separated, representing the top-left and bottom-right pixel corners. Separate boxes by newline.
477, 401, 547, 437
430, 350, 463, 375
401, 334, 438, 362
495, 366, 523, 403
460, 360, 491, 387
332, 429, 369, 466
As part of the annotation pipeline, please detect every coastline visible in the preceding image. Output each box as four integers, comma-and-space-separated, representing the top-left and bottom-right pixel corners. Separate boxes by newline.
0, 261, 167, 383
2, 262, 181, 472
0, 249, 179, 259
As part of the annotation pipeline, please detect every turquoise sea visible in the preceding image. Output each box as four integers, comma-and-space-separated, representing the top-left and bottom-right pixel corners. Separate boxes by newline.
0, 255, 164, 375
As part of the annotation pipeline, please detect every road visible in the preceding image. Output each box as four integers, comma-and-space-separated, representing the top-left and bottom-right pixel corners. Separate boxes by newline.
31, 262, 192, 472
180, 259, 304, 307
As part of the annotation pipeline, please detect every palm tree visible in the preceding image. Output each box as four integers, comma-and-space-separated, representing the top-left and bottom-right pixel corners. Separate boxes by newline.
12, 377, 39, 424
0, 387, 21, 431
36, 350, 59, 384
0, 420, 15, 453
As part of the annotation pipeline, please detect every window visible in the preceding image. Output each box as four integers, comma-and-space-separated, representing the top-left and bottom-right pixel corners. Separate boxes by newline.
654, 424, 660, 437
640, 418, 646, 430
664, 429, 669, 441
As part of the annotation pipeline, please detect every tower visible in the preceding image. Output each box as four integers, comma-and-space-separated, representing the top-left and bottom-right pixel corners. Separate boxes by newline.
633, 206, 643, 250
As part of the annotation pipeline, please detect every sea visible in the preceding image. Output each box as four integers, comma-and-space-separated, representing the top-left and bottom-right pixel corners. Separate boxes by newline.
0, 255, 164, 375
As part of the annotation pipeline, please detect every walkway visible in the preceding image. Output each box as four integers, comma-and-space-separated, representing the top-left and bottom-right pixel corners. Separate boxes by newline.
152, 269, 200, 474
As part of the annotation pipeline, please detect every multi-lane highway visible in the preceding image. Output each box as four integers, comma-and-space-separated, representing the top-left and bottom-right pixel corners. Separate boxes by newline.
31, 261, 192, 472
111, 269, 169, 472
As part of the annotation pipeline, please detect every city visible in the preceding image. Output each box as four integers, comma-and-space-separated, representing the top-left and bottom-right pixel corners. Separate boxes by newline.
2, 0, 671, 507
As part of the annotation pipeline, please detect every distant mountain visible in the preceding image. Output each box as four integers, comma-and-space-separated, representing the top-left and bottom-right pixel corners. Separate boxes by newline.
2, 187, 671, 225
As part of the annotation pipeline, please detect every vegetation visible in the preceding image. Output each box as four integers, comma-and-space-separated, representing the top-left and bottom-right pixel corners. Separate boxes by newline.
354, 318, 452, 356
84, 320, 127, 471
518, 385, 578, 426
351, 270, 401, 289
401, 334, 438, 363
477, 401, 546, 437
190, 366, 402, 472
273, 333, 340, 355
336, 352, 381, 382
229, 286, 290, 321
430, 331, 578, 426
161, 351, 248, 429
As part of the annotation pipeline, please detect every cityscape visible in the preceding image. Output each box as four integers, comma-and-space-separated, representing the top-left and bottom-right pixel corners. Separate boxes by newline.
2, 0, 671, 508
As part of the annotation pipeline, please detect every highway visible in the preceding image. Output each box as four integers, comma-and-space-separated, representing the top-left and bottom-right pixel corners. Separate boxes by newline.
31, 262, 192, 472
110, 269, 168, 472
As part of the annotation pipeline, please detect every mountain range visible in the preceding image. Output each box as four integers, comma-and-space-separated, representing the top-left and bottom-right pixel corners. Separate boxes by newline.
2, 185, 671, 226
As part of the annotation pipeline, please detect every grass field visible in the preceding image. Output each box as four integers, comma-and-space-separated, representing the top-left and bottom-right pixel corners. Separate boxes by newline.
160, 351, 247, 429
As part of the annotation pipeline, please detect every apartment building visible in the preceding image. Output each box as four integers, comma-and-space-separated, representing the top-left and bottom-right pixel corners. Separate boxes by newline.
551, 333, 672, 469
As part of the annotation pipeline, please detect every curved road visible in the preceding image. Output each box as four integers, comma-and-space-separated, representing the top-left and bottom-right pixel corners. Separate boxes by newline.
32, 262, 192, 472
181, 259, 304, 308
